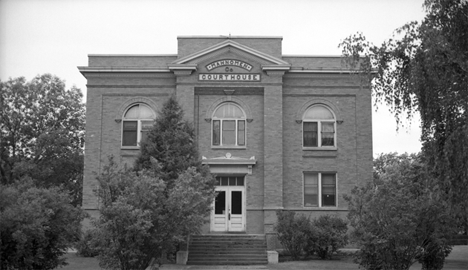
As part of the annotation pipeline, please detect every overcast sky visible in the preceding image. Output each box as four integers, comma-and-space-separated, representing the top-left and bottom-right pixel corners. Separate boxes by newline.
0, 0, 426, 156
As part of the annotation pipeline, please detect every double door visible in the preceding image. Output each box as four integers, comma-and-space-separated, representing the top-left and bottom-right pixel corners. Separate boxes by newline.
211, 176, 245, 232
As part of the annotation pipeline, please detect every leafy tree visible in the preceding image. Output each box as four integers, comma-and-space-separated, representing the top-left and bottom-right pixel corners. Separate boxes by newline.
0, 74, 85, 206
345, 153, 455, 270
339, 0, 468, 234
134, 95, 205, 189
92, 158, 215, 270
0, 178, 84, 270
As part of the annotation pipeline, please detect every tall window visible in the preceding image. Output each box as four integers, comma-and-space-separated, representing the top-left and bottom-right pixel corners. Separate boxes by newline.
122, 103, 156, 147
212, 103, 246, 147
304, 172, 337, 207
303, 105, 336, 148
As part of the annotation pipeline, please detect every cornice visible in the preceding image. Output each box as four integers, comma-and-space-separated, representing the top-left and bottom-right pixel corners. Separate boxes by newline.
78, 66, 171, 73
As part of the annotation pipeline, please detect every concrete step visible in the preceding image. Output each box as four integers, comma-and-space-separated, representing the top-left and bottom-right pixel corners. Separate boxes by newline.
187, 234, 268, 265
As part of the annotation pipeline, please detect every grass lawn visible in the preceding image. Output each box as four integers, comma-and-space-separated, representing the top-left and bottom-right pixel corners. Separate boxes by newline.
58, 246, 468, 270
59, 253, 101, 270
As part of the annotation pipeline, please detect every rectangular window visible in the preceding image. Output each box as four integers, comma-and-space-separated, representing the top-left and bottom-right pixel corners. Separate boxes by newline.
140, 120, 154, 144
213, 120, 220, 146
215, 176, 245, 186
304, 172, 336, 207
303, 122, 318, 147
304, 173, 318, 207
222, 120, 236, 145
238, 120, 245, 146
321, 174, 336, 206
321, 122, 335, 146
122, 121, 138, 146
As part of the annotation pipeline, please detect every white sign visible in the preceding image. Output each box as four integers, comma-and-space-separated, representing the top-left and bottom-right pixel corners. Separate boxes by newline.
199, 74, 261, 81
206, 59, 253, 71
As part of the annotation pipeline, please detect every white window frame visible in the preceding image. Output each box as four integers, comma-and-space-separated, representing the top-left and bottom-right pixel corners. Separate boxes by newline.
121, 104, 155, 148
211, 103, 247, 148
302, 105, 337, 149
303, 172, 338, 208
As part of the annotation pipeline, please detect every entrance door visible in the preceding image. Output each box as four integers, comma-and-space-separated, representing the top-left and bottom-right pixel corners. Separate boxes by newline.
211, 176, 245, 232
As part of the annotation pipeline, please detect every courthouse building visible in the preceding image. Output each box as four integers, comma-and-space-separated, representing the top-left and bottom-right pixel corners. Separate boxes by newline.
79, 36, 372, 245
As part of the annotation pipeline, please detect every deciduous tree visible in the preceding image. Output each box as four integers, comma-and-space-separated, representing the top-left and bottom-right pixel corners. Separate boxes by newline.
0, 74, 85, 205
0, 179, 84, 270
339, 0, 468, 234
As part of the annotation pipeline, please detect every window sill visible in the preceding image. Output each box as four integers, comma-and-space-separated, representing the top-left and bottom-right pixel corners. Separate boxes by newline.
302, 148, 337, 158
211, 146, 247, 150
121, 146, 140, 150
302, 147, 337, 151
303, 206, 339, 210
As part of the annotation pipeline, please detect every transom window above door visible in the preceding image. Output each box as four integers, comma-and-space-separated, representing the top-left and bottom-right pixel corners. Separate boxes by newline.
212, 103, 246, 148
303, 105, 336, 148
215, 176, 245, 186
121, 103, 156, 147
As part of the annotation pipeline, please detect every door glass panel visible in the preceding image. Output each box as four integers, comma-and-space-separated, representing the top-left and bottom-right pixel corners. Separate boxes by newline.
236, 177, 244, 186
231, 191, 242, 215
215, 191, 226, 214
229, 177, 236, 186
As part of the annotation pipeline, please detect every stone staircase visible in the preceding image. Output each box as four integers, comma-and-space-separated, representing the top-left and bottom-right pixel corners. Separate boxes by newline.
187, 234, 268, 265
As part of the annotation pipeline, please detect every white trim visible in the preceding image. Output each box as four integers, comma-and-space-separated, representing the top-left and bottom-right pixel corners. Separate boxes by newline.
302, 105, 337, 148
288, 69, 377, 74
178, 35, 283, 39
211, 178, 246, 232
303, 172, 338, 208
78, 67, 171, 73
121, 104, 156, 148
87, 54, 178, 57
211, 103, 247, 148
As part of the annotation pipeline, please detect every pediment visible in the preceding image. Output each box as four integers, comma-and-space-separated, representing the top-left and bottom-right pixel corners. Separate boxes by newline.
169, 40, 290, 72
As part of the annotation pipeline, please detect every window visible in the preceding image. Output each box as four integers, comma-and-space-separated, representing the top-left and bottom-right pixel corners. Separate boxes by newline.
304, 172, 336, 207
212, 103, 246, 147
303, 105, 336, 148
215, 176, 245, 186
122, 103, 156, 147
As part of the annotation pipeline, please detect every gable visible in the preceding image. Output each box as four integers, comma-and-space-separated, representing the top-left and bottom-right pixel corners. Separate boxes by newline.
171, 40, 290, 68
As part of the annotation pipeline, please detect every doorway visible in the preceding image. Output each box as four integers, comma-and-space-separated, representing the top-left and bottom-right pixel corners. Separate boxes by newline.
211, 176, 246, 232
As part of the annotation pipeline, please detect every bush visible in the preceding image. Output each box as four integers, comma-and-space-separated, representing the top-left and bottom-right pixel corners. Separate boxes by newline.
76, 230, 99, 257
91, 158, 215, 270
345, 180, 455, 270
275, 211, 311, 260
0, 179, 84, 270
312, 215, 348, 259
275, 211, 348, 260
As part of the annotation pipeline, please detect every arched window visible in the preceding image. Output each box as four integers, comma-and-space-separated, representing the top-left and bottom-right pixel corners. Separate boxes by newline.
212, 103, 246, 147
303, 105, 336, 148
122, 103, 156, 147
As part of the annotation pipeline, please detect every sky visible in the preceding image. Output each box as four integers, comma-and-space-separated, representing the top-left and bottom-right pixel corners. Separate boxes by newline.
0, 0, 426, 156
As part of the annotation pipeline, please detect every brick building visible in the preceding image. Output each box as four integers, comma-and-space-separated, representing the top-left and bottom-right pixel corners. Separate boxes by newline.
79, 36, 372, 252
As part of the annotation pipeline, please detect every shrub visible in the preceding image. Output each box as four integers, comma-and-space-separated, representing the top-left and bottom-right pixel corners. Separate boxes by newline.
76, 230, 99, 257
92, 159, 215, 270
345, 180, 455, 270
0, 179, 84, 270
312, 215, 348, 259
275, 211, 311, 260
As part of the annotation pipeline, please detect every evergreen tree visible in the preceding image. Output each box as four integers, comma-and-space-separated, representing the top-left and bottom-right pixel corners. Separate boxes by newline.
134, 95, 209, 188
